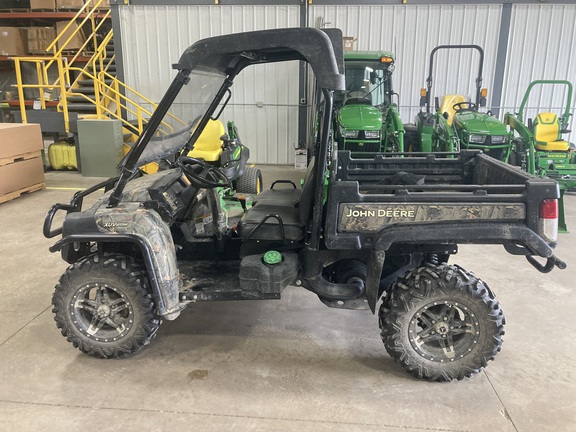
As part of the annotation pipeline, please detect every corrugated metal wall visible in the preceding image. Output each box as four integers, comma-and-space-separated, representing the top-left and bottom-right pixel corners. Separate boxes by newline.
118, 5, 300, 164
117, 3, 576, 164
503, 4, 576, 144
310, 4, 502, 124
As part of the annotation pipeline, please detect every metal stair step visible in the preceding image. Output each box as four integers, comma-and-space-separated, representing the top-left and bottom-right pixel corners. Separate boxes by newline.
67, 103, 98, 112
71, 87, 96, 94
67, 96, 93, 103
78, 79, 113, 86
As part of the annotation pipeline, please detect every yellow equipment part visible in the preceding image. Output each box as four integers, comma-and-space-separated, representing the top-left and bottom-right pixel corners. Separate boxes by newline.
439, 94, 468, 125
533, 112, 570, 151
188, 119, 225, 162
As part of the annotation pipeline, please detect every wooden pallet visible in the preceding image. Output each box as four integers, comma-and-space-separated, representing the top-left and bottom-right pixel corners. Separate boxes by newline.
0, 151, 42, 168
0, 182, 45, 205
0, 8, 29, 12
30, 8, 56, 11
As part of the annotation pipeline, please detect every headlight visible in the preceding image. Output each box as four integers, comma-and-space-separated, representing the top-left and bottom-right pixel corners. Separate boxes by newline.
469, 134, 486, 144
344, 130, 359, 138
364, 130, 380, 139
491, 135, 506, 144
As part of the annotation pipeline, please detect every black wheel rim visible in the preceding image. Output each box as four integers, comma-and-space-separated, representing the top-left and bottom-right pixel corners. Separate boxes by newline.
70, 283, 134, 341
408, 301, 479, 363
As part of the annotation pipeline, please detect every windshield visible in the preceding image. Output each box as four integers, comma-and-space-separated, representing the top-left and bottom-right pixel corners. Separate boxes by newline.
135, 68, 226, 166
342, 61, 392, 107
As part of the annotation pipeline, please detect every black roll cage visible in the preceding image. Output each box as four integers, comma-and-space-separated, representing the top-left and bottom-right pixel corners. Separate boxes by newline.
106, 27, 345, 250
424, 44, 485, 114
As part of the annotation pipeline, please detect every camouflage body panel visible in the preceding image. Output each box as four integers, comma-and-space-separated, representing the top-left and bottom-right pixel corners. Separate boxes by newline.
92, 194, 182, 319
338, 203, 526, 233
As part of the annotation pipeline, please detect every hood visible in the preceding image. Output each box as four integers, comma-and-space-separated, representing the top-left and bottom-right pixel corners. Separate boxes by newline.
338, 104, 383, 130
453, 111, 508, 135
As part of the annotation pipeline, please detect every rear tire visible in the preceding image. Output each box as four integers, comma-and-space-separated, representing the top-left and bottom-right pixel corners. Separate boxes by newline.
52, 253, 162, 359
379, 263, 504, 381
235, 166, 263, 194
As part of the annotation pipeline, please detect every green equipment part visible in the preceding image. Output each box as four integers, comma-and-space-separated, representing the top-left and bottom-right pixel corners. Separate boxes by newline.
504, 79, 575, 233
335, 51, 405, 154
412, 45, 512, 159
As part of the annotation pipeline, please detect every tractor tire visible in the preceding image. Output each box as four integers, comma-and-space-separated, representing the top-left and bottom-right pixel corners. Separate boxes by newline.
379, 263, 504, 381
52, 253, 162, 359
235, 166, 263, 194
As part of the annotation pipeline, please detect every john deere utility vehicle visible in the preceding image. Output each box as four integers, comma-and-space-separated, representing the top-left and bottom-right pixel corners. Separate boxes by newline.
335, 51, 404, 153
45, 28, 565, 382
407, 45, 511, 160
504, 79, 575, 231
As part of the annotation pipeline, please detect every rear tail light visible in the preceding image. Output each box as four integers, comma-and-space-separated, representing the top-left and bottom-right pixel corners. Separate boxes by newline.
539, 199, 558, 243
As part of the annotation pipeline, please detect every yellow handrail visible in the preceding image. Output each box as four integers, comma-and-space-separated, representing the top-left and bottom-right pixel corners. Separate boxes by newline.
11, 0, 185, 138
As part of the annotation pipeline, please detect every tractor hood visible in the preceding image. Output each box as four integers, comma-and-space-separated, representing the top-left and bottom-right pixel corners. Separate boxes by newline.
338, 104, 383, 130
453, 111, 507, 135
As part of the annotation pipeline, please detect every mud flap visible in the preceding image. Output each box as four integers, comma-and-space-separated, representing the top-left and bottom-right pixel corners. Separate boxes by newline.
366, 250, 386, 313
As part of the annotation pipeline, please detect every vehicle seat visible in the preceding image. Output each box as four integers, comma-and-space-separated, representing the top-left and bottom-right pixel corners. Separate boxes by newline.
237, 157, 317, 241
533, 113, 570, 151
252, 157, 315, 207
188, 119, 225, 162
439, 94, 468, 125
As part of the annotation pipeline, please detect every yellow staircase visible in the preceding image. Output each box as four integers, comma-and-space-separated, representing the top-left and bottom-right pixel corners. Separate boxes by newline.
11, 0, 183, 141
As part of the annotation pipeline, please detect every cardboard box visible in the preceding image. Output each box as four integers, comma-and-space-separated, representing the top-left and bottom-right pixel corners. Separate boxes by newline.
0, 123, 43, 159
30, 0, 56, 10
0, 27, 27, 56
343, 36, 357, 51
294, 149, 307, 170
0, 157, 45, 197
22, 27, 56, 53
56, 21, 85, 51
56, 0, 85, 9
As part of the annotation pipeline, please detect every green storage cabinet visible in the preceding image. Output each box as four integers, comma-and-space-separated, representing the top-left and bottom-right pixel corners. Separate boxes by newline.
77, 119, 124, 177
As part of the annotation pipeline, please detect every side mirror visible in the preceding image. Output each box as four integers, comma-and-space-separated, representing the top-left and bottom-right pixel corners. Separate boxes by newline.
370, 71, 377, 85
443, 112, 449, 120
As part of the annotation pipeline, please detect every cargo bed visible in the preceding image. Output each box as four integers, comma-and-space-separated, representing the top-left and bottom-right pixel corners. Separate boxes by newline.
325, 150, 560, 263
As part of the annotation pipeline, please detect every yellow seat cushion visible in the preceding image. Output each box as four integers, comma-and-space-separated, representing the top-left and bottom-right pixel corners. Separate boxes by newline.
535, 140, 570, 151
533, 112, 570, 151
439, 94, 468, 125
188, 119, 225, 162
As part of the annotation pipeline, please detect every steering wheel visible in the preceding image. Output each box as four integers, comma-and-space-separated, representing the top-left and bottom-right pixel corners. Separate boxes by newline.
347, 90, 371, 100
178, 156, 230, 188
345, 90, 372, 106
453, 101, 477, 112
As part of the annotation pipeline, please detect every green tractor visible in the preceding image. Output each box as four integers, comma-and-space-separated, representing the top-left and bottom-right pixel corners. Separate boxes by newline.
504, 79, 575, 232
408, 45, 511, 159
334, 51, 404, 153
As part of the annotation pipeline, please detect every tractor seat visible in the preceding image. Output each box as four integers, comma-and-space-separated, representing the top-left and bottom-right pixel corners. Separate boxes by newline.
188, 119, 225, 162
439, 94, 468, 125
533, 113, 570, 151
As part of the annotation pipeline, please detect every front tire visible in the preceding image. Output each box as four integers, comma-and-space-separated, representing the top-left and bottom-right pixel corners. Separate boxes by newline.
380, 263, 504, 381
235, 166, 263, 194
52, 253, 162, 358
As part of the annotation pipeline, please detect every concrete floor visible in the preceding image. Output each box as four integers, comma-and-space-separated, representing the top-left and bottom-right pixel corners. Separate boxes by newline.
1, 166, 575, 432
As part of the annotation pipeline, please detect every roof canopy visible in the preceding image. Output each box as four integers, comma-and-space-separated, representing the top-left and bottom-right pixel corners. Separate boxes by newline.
174, 27, 345, 91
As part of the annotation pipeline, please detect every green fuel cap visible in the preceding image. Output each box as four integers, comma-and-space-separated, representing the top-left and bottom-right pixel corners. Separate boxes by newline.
263, 250, 282, 265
